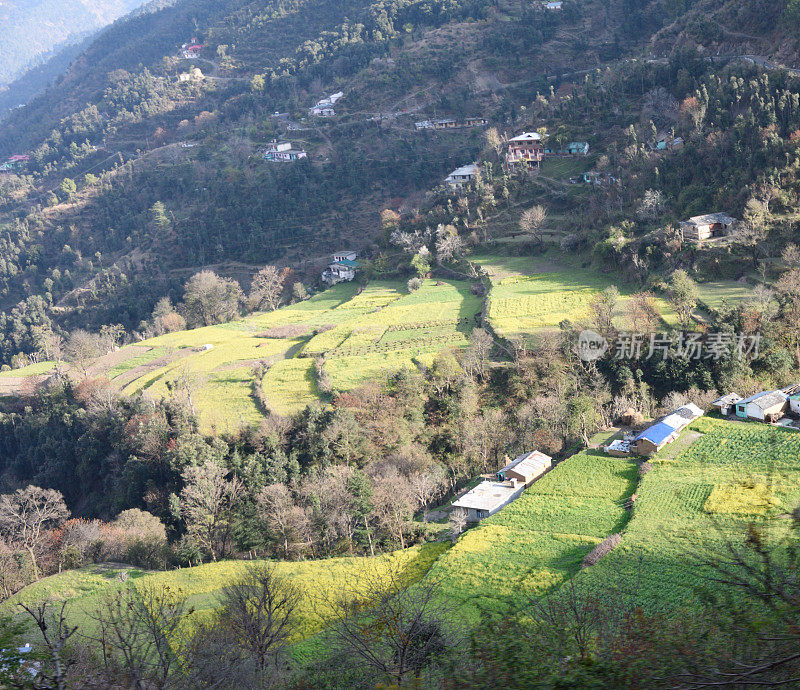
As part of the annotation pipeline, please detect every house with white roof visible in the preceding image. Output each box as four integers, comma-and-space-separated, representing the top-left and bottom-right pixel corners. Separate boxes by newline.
445, 163, 480, 188
263, 141, 308, 162
506, 132, 544, 165
711, 392, 742, 416
451, 479, 525, 522
680, 213, 736, 242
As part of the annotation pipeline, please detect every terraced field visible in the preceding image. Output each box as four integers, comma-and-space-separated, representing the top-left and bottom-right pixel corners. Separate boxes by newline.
427, 450, 638, 620
13, 279, 477, 431
577, 417, 800, 612
472, 251, 681, 339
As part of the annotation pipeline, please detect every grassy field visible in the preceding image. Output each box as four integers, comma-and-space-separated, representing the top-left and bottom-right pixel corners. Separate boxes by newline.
696, 280, 753, 310
577, 418, 800, 613
427, 450, 638, 621
5, 544, 448, 651
0, 361, 56, 378
472, 250, 680, 338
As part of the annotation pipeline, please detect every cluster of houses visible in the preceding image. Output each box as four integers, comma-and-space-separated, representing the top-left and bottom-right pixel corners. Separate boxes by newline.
310, 92, 344, 117
263, 140, 308, 162
570, 171, 618, 186
321, 251, 358, 285
606, 403, 705, 457
505, 131, 590, 167
180, 41, 204, 59
452, 451, 552, 522
712, 384, 800, 425
415, 118, 488, 131
0, 155, 30, 173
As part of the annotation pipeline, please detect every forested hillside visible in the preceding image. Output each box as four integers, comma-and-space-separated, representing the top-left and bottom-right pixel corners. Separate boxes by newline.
0, 0, 150, 87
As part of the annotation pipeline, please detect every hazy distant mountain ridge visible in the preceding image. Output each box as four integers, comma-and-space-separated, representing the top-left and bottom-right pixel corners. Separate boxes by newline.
0, 0, 148, 87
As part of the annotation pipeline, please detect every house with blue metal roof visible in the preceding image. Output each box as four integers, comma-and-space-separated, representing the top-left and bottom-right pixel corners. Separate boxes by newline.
631, 422, 679, 456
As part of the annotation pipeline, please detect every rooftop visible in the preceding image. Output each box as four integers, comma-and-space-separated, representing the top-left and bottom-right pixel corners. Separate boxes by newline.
500, 450, 552, 476
452, 480, 522, 512
447, 163, 480, 178
749, 390, 788, 411
509, 132, 542, 142
712, 392, 742, 405
634, 422, 676, 446
682, 212, 736, 226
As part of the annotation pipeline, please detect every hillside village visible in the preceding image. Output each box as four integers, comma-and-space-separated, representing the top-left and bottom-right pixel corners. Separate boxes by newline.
1, 0, 800, 685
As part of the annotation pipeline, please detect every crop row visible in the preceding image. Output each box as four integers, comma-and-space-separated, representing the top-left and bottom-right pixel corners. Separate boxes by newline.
330, 332, 466, 358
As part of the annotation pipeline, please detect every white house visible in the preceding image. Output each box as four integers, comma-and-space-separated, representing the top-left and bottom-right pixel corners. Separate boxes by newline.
790, 393, 800, 417
451, 479, 525, 522
264, 141, 308, 162
445, 163, 480, 188
322, 253, 358, 284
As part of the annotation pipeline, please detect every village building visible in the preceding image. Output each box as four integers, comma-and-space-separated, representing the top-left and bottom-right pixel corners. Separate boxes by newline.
445, 163, 480, 188
544, 0, 563, 8
506, 132, 544, 165
310, 92, 343, 117
711, 393, 742, 416
631, 422, 679, 456
544, 141, 590, 156
415, 118, 487, 130
680, 213, 736, 242
263, 141, 308, 162
745, 390, 789, 422
655, 135, 683, 151
451, 479, 525, 522
630, 403, 704, 456
181, 44, 204, 59
580, 171, 617, 185
332, 251, 357, 263
179, 68, 204, 82
0, 155, 30, 172
605, 439, 631, 457
497, 451, 552, 487
322, 253, 358, 285
790, 393, 800, 417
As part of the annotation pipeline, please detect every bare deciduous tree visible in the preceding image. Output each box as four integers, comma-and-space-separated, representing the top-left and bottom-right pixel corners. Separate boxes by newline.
249, 265, 289, 312
19, 600, 78, 690
257, 484, 311, 558
323, 565, 462, 684
218, 563, 301, 672
0, 486, 69, 580
89, 583, 189, 690
519, 205, 547, 244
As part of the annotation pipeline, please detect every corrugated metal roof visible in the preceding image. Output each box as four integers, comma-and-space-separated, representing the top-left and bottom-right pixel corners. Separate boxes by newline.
749, 391, 788, 411
634, 422, 676, 445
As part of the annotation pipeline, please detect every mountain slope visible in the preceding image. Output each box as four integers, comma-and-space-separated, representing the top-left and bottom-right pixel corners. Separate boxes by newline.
0, 0, 150, 87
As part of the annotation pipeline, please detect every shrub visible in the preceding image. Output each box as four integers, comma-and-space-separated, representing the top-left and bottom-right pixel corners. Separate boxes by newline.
407, 277, 422, 292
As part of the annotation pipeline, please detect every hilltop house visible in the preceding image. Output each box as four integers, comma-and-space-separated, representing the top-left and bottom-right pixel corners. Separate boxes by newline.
446, 163, 480, 188
322, 253, 358, 285
497, 451, 552, 487
711, 392, 742, 416
506, 132, 544, 165
263, 141, 308, 162
451, 479, 525, 522
680, 213, 736, 242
